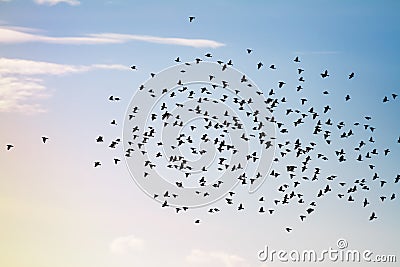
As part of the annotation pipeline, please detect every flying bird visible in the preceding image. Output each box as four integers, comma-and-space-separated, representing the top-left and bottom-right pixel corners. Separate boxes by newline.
6, 144, 14, 151
321, 70, 329, 78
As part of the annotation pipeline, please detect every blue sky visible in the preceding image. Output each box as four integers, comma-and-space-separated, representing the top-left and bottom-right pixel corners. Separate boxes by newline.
0, 1, 399, 267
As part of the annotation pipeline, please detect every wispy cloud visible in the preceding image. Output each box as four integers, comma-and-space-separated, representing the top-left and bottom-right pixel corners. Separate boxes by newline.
0, 76, 48, 113
89, 33, 225, 48
0, 57, 126, 76
293, 50, 341, 55
0, 26, 225, 48
0, 57, 127, 113
109, 235, 144, 255
186, 249, 250, 267
33, 0, 80, 6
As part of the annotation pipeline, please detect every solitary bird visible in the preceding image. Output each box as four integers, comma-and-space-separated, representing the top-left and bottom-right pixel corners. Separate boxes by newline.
42, 136, 49, 144
321, 70, 329, 78
349, 72, 355, 79
369, 212, 377, 221
6, 144, 14, 150
189, 16, 195, 22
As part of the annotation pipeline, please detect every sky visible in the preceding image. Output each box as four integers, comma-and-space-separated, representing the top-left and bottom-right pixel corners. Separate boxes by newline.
0, 1, 399, 267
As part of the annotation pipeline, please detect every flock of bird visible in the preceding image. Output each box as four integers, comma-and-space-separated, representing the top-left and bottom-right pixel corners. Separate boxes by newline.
113, 47, 399, 232
4, 16, 399, 233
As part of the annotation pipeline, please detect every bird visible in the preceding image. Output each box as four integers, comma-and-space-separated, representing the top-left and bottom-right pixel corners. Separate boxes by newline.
109, 95, 120, 101
257, 62, 263, 69
246, 49, 252, 54
94, 161, 101, 167
285, 227, 292, 233
42, 136, 49, 144
294, 56, 300, 62
6, 144, 14, 150
189, 16, 195, 22
194, 219, 200, 224
321, 70, 329, 78
369, 212, 377, 221
130, 65, 136, 70
349, 72, 355, 79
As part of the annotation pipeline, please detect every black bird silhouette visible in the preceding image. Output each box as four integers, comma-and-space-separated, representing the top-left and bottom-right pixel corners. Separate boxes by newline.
321, 70, 329, 78
130, 65, 136, 70
246, 49, 252, 54
369, 212, 377, 221
94, 161, 101, 167
6, 144, 14, 150
189, 16, 195, 22
349, 72, 355, 79
42, 136, 49, 144
363, 198, 370, 207
109, 95, 120, 101
294, 56, 300, 62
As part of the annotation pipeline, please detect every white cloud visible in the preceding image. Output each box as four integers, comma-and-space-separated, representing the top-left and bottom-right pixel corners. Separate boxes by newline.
0, 76, 48, 113
0, 26, 225, 48
109, 235, 144, 255
0, 27, 122, 45
33, 0, 80, 6
89, 33, 225, 48
0, 57, 127, 113
0, 57, 127, 76
186, 249, 250, 267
